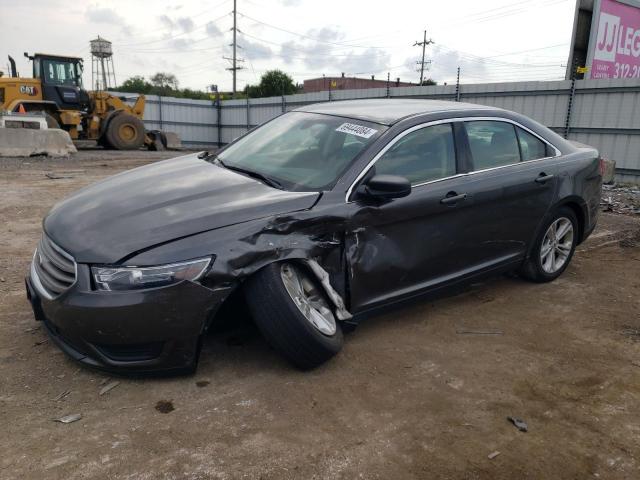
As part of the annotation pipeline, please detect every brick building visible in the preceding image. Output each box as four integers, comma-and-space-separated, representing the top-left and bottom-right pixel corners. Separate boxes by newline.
303, 73, 414, 93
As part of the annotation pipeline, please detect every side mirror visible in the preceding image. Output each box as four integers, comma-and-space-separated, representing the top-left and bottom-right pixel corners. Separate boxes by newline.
357, 174, 411, 200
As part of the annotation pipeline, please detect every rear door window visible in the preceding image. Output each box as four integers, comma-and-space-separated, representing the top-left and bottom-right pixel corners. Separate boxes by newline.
516, 126, 549, 161
374, 123, 456, 185
465, 121, 520, 170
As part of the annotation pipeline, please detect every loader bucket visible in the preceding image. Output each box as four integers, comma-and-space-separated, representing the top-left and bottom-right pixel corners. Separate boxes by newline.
163, 131, 182, 150
0, 128, 77, 157
146, 130, 182, 151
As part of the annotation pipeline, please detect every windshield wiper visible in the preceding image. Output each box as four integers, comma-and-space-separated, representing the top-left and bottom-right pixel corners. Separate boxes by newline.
214, 158, 284, 190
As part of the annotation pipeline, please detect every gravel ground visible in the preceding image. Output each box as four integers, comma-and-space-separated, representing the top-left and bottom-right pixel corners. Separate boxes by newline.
601, 183, 640, 216
1, 150, 640, 480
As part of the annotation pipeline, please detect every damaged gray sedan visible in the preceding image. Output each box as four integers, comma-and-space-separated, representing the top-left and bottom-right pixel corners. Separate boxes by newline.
26, 99, 602, 373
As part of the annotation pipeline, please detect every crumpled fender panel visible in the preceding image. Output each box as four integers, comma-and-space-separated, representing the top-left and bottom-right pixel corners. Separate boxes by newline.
125, 207, 355, 321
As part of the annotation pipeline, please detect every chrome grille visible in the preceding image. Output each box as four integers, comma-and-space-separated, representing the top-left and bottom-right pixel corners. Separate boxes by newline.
31, 235, 76, 299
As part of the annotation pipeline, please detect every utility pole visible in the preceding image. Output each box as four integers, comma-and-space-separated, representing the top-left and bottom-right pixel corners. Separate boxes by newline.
223, 0, 244, 98
414, 30, 434, 86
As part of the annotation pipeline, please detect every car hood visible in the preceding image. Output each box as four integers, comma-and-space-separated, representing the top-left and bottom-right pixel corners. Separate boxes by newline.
44, 153, 319, 264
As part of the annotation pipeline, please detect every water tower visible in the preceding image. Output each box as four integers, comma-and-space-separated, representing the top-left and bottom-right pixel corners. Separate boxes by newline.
90, 36, 116, 91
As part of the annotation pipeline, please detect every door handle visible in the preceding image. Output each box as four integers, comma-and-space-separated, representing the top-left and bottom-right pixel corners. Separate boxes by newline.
535, 173, 554, 184
440, 192, 467, 205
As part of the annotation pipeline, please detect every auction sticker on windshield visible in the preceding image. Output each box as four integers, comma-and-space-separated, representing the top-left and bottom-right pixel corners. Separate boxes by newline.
335, 123, 378, 139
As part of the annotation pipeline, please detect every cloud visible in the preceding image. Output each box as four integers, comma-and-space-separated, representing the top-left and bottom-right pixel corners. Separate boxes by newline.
84, 5, 132, 36
307, 26, 345, 43
276, 26, 391, 76
158, 15, 195, 33
242, 39, 273, 60
336, 48, 391, 76
412, 45, 487, 83
168, 38, 192, 50
176, 17, 194, 33
159, 14, 174, 29
205, 21, 223, 37
281, 0, 303, 5
278, 27, 339, 68
86, 5, 132, 35
86, 6, 123, 24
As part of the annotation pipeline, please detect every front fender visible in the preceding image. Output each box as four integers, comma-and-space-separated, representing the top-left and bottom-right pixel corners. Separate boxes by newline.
124, 212, 351, 318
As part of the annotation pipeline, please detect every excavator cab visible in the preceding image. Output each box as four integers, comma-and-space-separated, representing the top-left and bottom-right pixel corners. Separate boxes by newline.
28, 53, 90, 111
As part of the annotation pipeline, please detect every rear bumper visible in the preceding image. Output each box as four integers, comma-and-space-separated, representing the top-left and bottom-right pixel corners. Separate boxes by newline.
25, 268, 231, 375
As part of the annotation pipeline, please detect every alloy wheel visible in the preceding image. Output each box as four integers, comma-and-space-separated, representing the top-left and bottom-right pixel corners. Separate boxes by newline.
280, 263, 337, 336
540, 217, 574, 274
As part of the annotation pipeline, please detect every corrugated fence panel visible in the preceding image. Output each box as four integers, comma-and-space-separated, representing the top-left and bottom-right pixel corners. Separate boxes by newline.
333, 87, 388, 100
142, 95, 218, 146
126, 79, 640, 181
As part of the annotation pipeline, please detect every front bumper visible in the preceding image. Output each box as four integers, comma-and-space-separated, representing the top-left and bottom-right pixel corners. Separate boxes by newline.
25, 263, 231, 375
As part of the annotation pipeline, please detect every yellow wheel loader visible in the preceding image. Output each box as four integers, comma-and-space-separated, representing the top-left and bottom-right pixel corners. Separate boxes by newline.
0, 53, 178, 151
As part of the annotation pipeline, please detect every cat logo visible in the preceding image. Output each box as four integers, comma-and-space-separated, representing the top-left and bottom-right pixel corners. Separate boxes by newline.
19, 85, 38, 96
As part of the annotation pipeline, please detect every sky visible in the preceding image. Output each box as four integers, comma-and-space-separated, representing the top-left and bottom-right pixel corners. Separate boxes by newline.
0, 0, 577, 92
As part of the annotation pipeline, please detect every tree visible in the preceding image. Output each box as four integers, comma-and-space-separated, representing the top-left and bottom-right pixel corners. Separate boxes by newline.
116, 76, 152, 94
149, 72, 179, 94
113, 73, 211, 100
244, 70, 298, 98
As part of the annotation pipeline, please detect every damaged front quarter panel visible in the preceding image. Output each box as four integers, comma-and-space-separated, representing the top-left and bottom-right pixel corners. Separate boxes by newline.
124, 203, 356, 325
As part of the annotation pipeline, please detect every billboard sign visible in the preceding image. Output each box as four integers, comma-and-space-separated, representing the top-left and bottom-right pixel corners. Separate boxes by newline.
589, 0, 640, 78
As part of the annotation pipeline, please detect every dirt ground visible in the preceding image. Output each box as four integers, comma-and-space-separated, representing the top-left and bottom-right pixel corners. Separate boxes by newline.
1, 150, 640, 480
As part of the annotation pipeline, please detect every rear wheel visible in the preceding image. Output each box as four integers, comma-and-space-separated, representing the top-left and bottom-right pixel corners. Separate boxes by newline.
520, 206, 578, 282
104, 113, 145, 150
245, 262, 344, 369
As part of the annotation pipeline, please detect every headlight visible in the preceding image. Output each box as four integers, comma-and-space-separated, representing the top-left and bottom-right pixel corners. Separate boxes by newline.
91, 257, 212, 291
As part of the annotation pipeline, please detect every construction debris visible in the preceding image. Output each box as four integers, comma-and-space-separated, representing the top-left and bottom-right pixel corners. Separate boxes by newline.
53, 390, 71, 401
45, 172, 75, 180
600, 158, 616, 184
488, 451, 501, 459
99, 381, 120, 396
54, 413, 82, 424
507, 416, 528, 432
601, 184, 640, 215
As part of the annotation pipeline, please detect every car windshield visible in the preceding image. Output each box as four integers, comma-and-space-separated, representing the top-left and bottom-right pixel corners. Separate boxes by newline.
216, 112, 386, 191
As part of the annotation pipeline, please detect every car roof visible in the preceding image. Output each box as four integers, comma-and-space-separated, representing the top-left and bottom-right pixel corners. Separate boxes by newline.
295, 99, 497, 126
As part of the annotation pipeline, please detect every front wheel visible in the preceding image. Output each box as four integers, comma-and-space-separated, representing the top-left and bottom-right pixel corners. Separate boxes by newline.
520, 206, 578, 282
245, 262, 344, 369
104, 113, 145, 150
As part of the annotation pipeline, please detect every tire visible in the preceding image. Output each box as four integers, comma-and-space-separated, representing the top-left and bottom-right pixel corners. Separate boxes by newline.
44, 113, 60, 129
104, 113, 145, 150
97, 135, 113, 149
519, 206, 578, 283
245, 262, 344, 369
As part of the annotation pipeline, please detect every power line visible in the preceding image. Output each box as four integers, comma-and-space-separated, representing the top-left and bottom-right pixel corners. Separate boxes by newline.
483, 42, 569, 59
238, 31, 388, 58
111, 0, 232, 44
114, 10, 232, 48
238, 12, 395, 50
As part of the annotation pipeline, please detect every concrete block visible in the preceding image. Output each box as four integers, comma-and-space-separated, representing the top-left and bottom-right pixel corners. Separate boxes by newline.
602, 158, 616, 184
0, 128, 77, 157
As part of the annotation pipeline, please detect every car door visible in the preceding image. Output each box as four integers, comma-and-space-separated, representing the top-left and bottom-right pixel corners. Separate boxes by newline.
457, 119, 560, 267
345, 122, 480, 312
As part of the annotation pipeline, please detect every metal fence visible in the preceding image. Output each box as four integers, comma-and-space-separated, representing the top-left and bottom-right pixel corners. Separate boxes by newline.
133, 78, 640, 183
